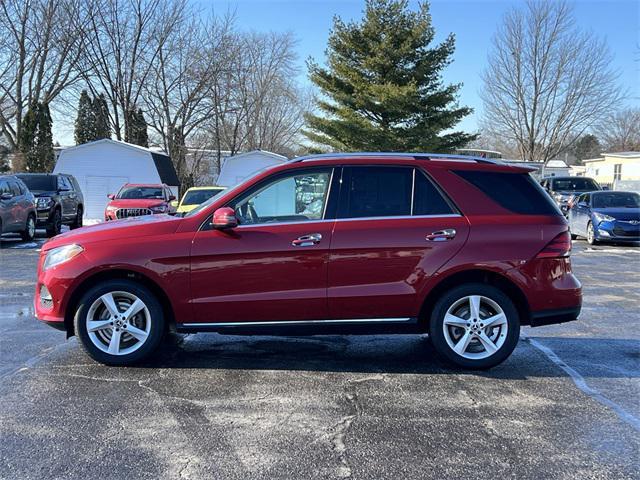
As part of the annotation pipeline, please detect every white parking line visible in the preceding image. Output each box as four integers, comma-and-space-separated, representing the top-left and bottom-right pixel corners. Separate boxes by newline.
524, 336, 640, 432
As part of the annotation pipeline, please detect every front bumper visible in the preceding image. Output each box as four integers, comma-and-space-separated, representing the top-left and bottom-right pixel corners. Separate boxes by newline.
36, 208, 53, 226
595, 220, 640, 243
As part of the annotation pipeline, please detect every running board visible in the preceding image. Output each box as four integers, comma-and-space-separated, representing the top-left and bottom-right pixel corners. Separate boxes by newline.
176, 317, 422, 335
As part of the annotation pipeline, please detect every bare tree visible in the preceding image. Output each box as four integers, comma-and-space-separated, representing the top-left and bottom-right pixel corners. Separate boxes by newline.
79, 0, 185, 141
595, 107, 640, 152
480, 0, 623, 162
0, 0, 87, 149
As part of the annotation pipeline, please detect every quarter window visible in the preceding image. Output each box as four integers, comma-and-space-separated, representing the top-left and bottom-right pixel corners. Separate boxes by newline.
413, 170, 455, 215
232, 170, 332, 225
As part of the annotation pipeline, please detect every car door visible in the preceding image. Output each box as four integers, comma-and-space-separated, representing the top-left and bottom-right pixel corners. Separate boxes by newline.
327, 165, 470, 320
0, 179, 17, 231
7, 180, 27, 229
568, 193, 582, 234
189, 167, 337, 323
575, 193, 590, 235
57, 176, 76, 220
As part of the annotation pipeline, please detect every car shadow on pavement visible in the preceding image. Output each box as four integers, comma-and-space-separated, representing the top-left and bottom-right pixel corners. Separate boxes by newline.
140, 333, 640, 380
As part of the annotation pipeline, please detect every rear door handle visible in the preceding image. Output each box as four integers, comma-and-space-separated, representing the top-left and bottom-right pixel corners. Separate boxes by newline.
292, 233, 322, 247
426, 228, 456, 242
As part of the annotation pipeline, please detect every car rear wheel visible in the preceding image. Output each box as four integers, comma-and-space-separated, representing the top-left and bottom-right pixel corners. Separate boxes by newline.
429, 284, 520, 370
74, 279, 166, 365
20, 214, 36, 241
586, 221, 598, 245
46, 208, 62, 237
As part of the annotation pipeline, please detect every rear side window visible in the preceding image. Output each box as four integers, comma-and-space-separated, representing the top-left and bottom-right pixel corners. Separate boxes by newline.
454, 170, 561, 215
8, 181, 21, 196
413, 171, 455, 215
340, 167, 412, 218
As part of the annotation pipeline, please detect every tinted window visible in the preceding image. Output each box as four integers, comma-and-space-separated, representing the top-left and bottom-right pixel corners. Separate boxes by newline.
551, 177, 599, 191
455, 170, 561, 215
58, 176, 72, 191
413, 170, 455, 215
8, 181, 21, 196
232, 170, 332, 225
592, 192, 640, 209
340, 167, 412, 218
16, 175, 56, 192
182, 188, 225, 206
117, 186, 165, 199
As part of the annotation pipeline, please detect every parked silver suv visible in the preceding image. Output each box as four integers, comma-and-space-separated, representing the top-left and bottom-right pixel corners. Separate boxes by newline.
0, 175, 36, 241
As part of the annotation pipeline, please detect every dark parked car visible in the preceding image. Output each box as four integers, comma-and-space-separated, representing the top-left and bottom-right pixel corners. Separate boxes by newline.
0, 175, 36, 241
568, 191, 640, 245
541, 176, 602, 214
35, 153, 581, 369
16, 173, 84, 237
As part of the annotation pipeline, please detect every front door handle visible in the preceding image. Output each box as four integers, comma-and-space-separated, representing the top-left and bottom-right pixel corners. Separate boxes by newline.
426, 228, 456, 242
292, 233, 322, 247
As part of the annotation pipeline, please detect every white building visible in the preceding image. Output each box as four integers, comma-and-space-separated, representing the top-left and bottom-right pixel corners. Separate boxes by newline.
53, 139, 179, 221
583, 152, 640, 189
216, 150, 287, 187
541, 159, 570, 178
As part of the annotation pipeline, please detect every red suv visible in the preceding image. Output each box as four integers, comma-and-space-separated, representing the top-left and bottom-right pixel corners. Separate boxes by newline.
104, 183, 176, 220
35, 154, 581, 369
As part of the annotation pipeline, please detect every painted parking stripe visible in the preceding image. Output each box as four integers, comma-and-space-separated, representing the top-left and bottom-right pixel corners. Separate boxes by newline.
524, 335, 640, 432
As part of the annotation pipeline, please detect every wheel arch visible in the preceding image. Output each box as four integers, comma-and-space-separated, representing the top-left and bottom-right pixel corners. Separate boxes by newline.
418, 268, 531, 333
63, 268, 176, 337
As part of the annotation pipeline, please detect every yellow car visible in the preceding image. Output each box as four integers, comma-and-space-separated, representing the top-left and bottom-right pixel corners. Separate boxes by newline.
176, 186, 226, 215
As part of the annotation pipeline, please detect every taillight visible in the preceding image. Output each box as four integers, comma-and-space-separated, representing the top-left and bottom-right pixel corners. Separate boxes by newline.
536, 231, 571, 259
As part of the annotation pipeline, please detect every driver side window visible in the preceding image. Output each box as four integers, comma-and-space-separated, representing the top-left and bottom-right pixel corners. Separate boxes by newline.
232, 170, 332, 225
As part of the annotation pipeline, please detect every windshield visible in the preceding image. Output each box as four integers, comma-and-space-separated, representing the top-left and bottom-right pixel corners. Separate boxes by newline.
16, 175, 56, 192
181, 188, 225, 206
117, 186, 164, 200
592, 192, 640, 209
551, 178, 599, 191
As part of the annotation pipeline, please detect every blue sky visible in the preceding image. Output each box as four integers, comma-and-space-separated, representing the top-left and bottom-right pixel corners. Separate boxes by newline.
207, 0, 639, 133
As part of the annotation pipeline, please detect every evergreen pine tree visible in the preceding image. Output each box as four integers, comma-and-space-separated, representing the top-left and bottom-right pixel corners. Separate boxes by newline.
74, 90, 95, 144
125, 107, 148, 147
93, 94, 111, 140
135, 108, 149, 148
304, 0, 476, 152
19, 102, 54, 172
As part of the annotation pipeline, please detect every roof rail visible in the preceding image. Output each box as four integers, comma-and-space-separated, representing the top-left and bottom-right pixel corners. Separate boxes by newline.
290, 152, 502, 165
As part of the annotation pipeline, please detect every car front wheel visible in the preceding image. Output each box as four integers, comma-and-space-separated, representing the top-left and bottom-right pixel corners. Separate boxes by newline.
586, 221, 598, 245
21, 214, 35, 241
74, 279, 166, 365
429, 284, 520, 369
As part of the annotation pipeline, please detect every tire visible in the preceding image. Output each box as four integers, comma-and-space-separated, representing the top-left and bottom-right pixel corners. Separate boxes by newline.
570, 234, 578, 240
46, 208, 62, 237
429, 283, 520, 370
70, 206, 83, 229
586, 221, 598, 245
20, 214, 36, 241
74, 279, 166, 366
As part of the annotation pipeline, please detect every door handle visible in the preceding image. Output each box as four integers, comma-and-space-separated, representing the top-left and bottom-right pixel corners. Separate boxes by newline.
426, 228, 456, 242
292, 233, 322, 247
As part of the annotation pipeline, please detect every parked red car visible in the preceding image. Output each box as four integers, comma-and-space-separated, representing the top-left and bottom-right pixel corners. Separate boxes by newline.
104, 183, 176, 220
35, 153, 581, 369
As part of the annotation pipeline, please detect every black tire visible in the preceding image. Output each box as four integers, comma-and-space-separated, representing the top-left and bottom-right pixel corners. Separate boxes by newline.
20, 213, 36, 241
570, 234, 578, 240
74, 279, 166, 366
586, 221, 598, 245
429, 283, 520, 370
70, 206, 83, 229
46, 208, 62, 237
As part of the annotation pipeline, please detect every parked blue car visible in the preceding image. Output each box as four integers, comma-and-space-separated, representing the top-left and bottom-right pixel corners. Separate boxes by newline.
568, 191, 640, 245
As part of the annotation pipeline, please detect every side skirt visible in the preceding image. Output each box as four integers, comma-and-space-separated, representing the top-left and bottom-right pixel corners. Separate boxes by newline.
175, 317, 423, 336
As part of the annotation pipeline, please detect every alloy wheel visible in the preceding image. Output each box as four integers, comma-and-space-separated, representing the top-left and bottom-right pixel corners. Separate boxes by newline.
86, 291, 151, 355
442, 295, 508, 360
587, 223, 595, 244
27, 216, 35, 238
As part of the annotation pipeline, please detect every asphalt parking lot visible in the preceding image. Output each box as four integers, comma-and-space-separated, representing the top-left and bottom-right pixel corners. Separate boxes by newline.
0, 232, 638, 479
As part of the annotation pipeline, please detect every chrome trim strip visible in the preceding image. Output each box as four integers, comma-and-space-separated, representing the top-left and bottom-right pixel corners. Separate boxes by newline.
181, 317, 414, 327
232, 213, 462, 229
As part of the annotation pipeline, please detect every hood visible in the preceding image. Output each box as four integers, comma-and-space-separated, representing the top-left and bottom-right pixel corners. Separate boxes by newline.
43, 214, 182, 251
176, 203, 198, 213
32, 190, 57, 197
592, 207, 640, 221
106, 198, 167, 209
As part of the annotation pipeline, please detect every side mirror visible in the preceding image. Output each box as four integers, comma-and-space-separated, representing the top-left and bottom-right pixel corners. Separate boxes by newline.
168, 195, 176, 201
107, 194, 115, 200
212, 207, 238, 229
0, 192, 12, 200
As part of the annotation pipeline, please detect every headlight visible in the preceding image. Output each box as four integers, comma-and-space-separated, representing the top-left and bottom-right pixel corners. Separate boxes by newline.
43, 244, 84, 271
37, 197, 53, 208
150, 204, 168, 213
593, 212, 615, 223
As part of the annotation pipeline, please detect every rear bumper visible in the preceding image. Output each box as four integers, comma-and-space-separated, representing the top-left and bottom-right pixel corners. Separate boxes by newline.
530, 305, 581, 327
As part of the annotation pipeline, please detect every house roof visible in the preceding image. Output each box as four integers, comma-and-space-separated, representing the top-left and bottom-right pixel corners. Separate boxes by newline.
603, 151, 640, 159
58, 138, 179, 187
225, 150, 288, 162
544, 159, 569, 168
